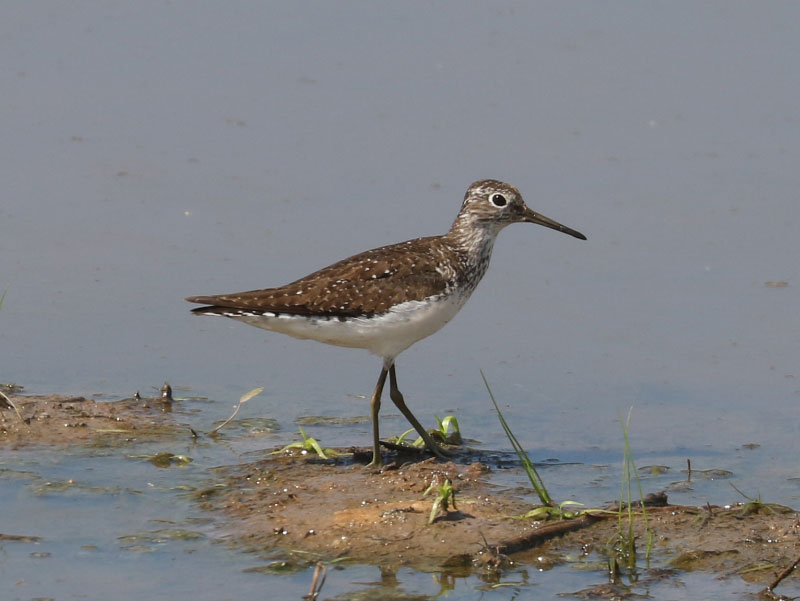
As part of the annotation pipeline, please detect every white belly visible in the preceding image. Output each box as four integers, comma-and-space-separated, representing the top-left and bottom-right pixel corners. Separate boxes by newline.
232, 292, 470, 360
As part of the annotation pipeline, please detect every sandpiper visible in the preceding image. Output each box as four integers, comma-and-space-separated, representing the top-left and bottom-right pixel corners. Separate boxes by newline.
187, 179, 586, 467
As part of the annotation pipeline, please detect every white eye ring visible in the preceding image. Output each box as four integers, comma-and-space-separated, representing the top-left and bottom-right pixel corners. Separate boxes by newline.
490, 193, 507, 207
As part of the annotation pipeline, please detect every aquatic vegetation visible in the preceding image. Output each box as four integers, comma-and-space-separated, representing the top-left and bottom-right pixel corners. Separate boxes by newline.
482, 370, 554, 509
273, 427, 340, 459
522, 500, 585, 521
424, 477, 457, 524
392, 414, 462, 448
210, 387, 264, 436
607, 409, 653, 582
128, 452, 194, 468
729, 483, 790, 516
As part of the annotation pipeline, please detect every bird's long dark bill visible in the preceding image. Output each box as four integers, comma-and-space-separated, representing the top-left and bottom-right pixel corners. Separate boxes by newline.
522, 208, 587, 240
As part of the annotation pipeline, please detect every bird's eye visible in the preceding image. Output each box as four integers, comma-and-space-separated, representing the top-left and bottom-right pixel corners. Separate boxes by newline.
490, 193, 507, 207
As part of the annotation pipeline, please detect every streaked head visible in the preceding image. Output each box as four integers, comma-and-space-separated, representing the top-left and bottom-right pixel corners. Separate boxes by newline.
456, 179, 587, 240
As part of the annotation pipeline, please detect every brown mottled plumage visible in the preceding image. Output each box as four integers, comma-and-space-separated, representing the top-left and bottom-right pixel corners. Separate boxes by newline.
187, 237, 453, 318
187, 179, 586, 467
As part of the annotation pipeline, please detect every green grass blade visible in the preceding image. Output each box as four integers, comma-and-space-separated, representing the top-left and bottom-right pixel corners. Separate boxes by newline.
615, 408, 653, 573
440, 415, 460, 436
395, 428, 415, 445
308, 438, 328, 459
481, 370, 553, 507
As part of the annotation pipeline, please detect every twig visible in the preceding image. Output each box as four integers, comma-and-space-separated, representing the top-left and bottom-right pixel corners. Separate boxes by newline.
493, 504, 703, 557
494, 513, 599, 555
765, 552, 800, 595
302, 562, 326, 600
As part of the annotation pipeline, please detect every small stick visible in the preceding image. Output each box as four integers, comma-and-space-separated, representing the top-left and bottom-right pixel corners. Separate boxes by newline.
766, 552, 800, 594
303, 562, 326, 600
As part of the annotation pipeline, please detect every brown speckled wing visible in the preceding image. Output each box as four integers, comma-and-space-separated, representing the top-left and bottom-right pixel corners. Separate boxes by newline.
186, 236, 454, 318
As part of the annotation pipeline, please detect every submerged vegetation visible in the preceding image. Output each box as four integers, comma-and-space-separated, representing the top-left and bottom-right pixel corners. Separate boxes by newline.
608, 409, 653, 581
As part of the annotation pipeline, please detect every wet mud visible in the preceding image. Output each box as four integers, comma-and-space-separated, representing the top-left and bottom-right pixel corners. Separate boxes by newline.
2, 393, 799, 594
0, 392, 179, 447
198, 450, 800, 590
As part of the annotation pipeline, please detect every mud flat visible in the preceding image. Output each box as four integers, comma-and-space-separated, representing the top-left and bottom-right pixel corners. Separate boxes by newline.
199, 451, 800, 591
2, 393, 799, 594
0, 392, 178, 447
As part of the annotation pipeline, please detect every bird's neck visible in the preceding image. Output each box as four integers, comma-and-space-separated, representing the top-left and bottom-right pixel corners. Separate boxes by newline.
446, 212, 502, 253
442, 214, 502, 286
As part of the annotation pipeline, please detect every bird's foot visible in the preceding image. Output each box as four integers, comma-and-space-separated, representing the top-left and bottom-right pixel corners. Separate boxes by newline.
365, 450, 383, 470
425, 440, 456, 460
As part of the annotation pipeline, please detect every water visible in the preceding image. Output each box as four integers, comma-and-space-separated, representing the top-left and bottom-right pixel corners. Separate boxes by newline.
2, 2, 799, 598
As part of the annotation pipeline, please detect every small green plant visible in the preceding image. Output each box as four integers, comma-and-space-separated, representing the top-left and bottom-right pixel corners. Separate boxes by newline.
523, 500, 585, 521
729, 483, 786, 516
432, 415, 462, 444
274, 427, 338, 459
424, 478, 457, 524
0, 287, 7, 310
209, 387, 264, 436
393, 427, 424, 448
392, 415, 462, 448
608, 409, 653, 580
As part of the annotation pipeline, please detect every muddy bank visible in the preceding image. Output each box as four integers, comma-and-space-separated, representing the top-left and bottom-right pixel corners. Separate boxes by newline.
546, 502, 800, 587
198, 451, 800, 589
0, 392, 179, 447
3, 393, 799, 593
196, 455, 537, 567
